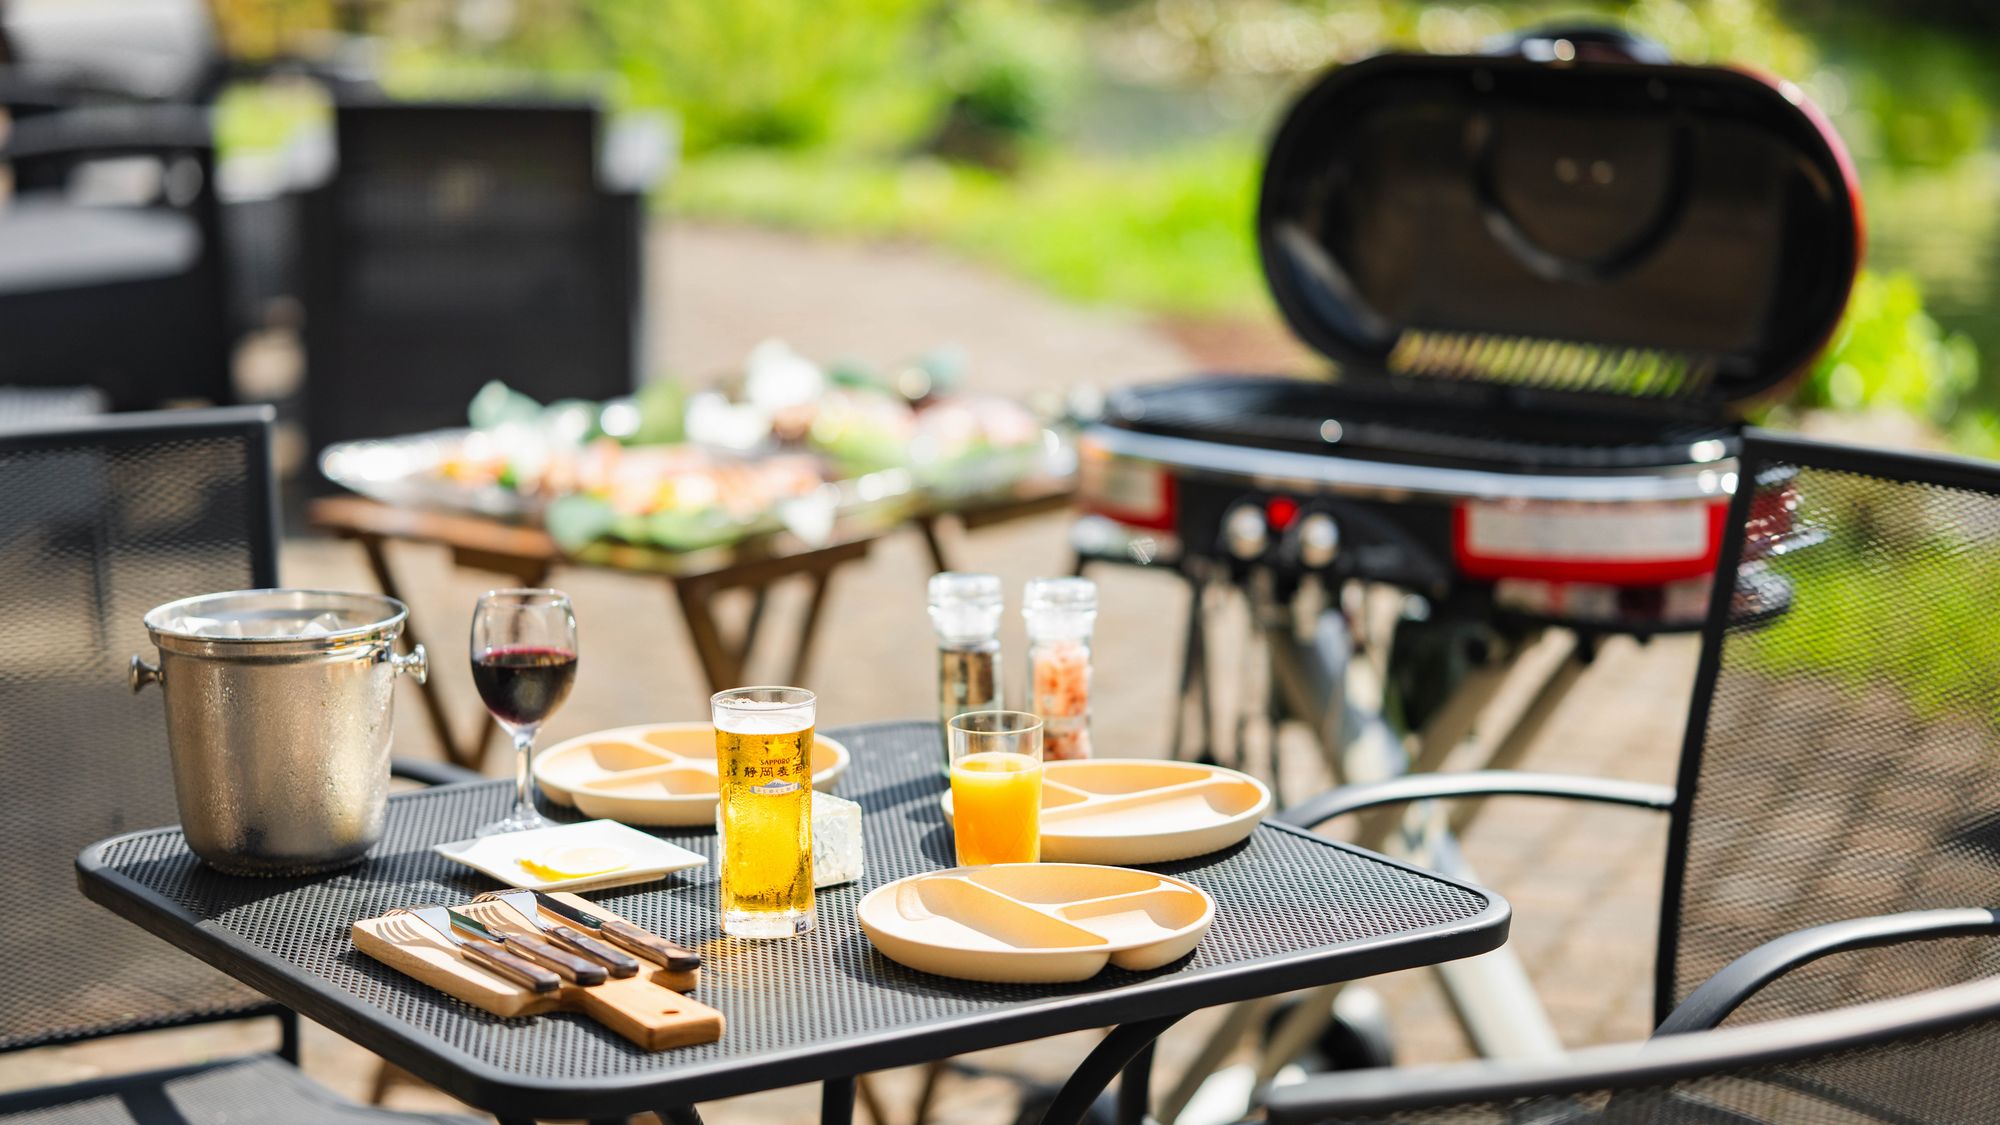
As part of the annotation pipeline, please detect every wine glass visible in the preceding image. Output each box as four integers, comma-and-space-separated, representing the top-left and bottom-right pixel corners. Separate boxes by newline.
470, 588, 578, 835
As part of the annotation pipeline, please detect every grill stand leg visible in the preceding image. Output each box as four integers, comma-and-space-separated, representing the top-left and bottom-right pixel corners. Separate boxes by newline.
1249, 633, 1591, 1089
1163, 605, 1587, 1120
1169, 565, 1213, 765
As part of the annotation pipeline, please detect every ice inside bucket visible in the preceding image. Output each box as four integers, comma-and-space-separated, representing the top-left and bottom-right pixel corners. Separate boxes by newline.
146, 590, 408, 647
173, 611, 351, 638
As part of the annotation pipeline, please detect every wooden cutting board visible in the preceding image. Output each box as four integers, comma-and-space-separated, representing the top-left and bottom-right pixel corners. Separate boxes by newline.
352, 892, 722, 1050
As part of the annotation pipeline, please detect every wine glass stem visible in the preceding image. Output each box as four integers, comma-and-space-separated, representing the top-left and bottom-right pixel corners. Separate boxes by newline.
511, 728, 537, 818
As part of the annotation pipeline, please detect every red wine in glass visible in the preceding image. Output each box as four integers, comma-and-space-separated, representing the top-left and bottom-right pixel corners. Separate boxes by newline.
472, 645, 578, 728
471, 589, 578, 835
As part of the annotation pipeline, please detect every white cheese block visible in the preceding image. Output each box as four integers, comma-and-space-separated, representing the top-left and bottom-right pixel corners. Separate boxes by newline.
715, 790, 863, 889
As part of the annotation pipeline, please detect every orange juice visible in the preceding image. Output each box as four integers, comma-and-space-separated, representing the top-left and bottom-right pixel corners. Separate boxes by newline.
951, 751, 1043, 865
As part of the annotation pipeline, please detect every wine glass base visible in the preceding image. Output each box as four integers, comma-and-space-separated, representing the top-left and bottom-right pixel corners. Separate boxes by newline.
476, 809, 560, 836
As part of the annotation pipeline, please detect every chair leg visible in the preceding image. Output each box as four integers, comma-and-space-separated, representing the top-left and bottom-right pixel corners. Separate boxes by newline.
367, 1059, 418, 1105
911, 1059, 947, 1123
854, 1073, 893, 1124
275, 1008, 301, 1065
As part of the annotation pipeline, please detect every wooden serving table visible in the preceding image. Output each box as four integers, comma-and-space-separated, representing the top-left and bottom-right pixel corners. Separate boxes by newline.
308, 479, 1074, 770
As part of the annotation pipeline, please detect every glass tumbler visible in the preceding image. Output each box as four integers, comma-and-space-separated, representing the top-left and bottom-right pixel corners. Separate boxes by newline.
713, 686, 816, 939
948, 710, 1044, 867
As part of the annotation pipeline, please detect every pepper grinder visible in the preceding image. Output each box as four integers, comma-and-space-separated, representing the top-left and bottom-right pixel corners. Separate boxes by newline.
928, 572, 1004, 771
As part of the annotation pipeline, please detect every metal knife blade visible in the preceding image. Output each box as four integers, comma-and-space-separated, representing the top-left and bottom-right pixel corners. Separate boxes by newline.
482, 890, 640, 979
400, 906, 559, 993
530, 891, 701, 972
446, 909, 606, 986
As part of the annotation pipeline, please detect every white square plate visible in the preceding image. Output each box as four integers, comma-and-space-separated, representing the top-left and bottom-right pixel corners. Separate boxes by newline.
433, 819, 707, 892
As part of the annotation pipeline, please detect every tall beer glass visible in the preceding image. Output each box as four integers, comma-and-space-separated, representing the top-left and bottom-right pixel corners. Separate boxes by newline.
713, 686, 815, 938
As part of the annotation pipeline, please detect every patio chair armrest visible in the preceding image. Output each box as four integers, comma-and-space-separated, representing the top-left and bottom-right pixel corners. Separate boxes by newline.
0, 105, 212, 165
389, 758, 484, 787
0, 57, 188, 105
1275, 771, 1676, 831
0, 72, 76, 114
1654, 907, 2000, 1036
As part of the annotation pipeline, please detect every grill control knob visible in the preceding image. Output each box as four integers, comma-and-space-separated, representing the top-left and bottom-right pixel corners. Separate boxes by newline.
1298, 512, 1340, 569
1224, 503, 1268, 560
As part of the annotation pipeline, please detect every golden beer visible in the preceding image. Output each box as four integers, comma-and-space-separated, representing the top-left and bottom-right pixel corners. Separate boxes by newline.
713, 688, 816, 938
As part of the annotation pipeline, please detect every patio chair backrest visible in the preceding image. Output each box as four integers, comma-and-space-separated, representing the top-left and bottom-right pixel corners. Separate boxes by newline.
1658, 432, 2000, 1028
0, 408, 277, 1051
1267, 973, 2000, 1124
302, 99, 642, 459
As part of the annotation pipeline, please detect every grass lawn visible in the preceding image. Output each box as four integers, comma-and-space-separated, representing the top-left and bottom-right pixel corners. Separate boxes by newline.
670, 144, 1271, 318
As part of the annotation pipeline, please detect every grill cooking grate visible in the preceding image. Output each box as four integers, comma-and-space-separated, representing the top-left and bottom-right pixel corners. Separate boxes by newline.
1387, 329, 1720, 400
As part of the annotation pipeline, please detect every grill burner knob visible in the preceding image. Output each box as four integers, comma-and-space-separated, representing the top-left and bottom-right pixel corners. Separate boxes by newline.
1298, 512, 1340, 569
1224, 503, 1268, 560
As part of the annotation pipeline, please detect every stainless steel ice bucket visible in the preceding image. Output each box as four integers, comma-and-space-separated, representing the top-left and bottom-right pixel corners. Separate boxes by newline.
130, 589, 428, 875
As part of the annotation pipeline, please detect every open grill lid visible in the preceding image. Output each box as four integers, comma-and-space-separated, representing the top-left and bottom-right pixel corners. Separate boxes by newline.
1258, 29, 1863, 417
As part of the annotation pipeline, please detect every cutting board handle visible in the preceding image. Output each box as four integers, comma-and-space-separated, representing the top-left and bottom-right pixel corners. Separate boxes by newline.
571, 974, 725, 1050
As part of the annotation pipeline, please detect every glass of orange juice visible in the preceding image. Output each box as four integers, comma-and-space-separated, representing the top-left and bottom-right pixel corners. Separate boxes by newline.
949, 710, 1044, 866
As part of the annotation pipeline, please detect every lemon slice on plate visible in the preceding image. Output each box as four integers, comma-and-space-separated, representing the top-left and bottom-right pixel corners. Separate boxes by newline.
517, 844, 631, 881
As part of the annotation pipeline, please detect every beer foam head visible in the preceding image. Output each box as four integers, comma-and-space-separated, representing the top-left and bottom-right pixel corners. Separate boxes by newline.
714, 702, 813, 736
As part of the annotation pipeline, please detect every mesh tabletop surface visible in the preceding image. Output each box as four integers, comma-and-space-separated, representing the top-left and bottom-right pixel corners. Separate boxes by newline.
78, 721, 1506, 1116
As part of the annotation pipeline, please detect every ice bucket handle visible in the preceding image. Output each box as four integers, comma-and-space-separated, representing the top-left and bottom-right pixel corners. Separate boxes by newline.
129, 655, 161, 694
390, 644, 428, 685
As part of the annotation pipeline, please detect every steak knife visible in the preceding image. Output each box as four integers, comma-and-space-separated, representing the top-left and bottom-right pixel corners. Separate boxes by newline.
530, 891, 701, 972
397, 906, 559, 994
477, 890, 641, 978
445, 909, 607, 986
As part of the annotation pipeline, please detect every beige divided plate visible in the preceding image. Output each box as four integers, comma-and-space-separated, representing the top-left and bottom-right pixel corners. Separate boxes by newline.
858, 863, 1214, 983
535, 722, 851, 827
433, 819, 706, 891
941, 759, 1270, 864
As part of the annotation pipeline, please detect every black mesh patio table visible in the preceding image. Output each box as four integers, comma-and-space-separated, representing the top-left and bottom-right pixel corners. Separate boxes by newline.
77, 720, 1508, 1122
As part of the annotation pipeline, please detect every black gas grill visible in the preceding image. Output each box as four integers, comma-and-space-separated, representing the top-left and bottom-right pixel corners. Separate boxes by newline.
1080, 29, 1858, 635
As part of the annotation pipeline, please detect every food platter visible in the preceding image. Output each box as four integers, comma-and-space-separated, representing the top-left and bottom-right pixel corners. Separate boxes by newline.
858, 863, 1214, 983
536, 721, 851, 826
942, 759, 1270, 864
319, 428, 919, 550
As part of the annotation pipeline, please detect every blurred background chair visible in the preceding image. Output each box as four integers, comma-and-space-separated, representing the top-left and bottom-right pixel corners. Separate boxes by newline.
0, 406, 473, 1122
0, 100, 235, 409
1, 0, 225, 107
1265, 974, 2000, 1125
299, 97, 662, 466
1255, 430, 2000, 1099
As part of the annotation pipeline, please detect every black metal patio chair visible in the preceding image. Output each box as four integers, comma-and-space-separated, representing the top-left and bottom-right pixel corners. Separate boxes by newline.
0, 407, 476, 1123
1266, 971, 2000, 1124
0, 100, 236, 409
300, 98, 650, 464
1281, 430, 2000, 1038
